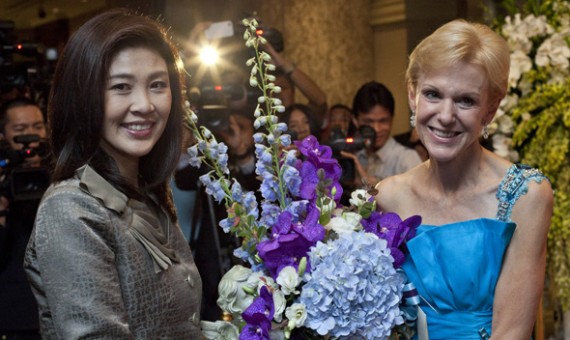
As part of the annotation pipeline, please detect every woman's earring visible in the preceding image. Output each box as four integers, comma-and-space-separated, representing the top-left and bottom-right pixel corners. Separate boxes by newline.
482, 125, 489, 139
410, 113, 416, 128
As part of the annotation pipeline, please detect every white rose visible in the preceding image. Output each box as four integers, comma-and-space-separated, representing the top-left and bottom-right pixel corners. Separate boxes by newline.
285, 303, 307, 329
269, 329, 285, 340
500, 94, 519, 112
217, 265, 255, 316
492, 134, 511, 159
200, 320, 239, 340
271, 289, 286, 323
326, 212, 362, 234
276, 266, 301, 296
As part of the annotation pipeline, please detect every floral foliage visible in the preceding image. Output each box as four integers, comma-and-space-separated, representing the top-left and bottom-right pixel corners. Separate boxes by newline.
490, 0, 570, 308
187, 17, 421, 339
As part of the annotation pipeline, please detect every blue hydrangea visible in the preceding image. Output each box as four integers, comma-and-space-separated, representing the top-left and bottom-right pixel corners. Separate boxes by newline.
300, 232, 405, 338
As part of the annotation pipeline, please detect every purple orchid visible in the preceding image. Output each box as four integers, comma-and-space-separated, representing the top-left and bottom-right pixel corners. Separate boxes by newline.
257, 205, 325, 278
361, 211, 421, 267
295, 135, 331, 160
294, 136, 343, 202
240, 286, 274, 340
297, 161, 319, 201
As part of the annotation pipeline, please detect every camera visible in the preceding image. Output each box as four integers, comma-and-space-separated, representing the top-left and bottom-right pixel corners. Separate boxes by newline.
328, 125, 376, 153
328, 125, 376, 186
1, 20, 40, 92
0, 134, 50, 201
189, 82, 262, 133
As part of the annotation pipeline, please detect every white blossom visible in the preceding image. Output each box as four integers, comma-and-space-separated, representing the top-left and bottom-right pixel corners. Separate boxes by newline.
509, 50, 532, 88
285, 303, 308, 329
326, 212, 362, 234
276, 266, 301, 295
349, 189, 372, 208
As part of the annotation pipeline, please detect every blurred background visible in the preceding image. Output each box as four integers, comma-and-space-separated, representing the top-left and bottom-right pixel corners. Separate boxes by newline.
1, 0, 504, 135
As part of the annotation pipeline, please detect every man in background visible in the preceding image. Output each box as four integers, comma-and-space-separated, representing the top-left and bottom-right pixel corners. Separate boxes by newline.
341, 81, 421, 188
0, 97, 47, 340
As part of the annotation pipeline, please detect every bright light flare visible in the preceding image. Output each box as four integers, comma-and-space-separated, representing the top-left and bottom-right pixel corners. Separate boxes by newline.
199, 46, 219, 66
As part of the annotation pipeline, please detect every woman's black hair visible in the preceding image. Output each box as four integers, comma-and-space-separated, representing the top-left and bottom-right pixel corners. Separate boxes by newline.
280, 103, 320, 140
48, 8, 186, 220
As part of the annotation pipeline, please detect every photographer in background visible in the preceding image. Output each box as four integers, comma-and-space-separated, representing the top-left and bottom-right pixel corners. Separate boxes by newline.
0, 97, 47, 340
340, 82, 421, 188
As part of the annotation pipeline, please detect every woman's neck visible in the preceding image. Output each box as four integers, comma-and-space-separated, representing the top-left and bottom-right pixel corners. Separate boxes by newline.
114, 157, 140, 188
426, 144, 486, 194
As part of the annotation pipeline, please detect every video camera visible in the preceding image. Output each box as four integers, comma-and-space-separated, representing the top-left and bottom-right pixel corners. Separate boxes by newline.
0, 20, 41, 94
329, 125, 376, 153
189, 83, 260, 133
0, 134, 50, 201
327, 125, 376, 186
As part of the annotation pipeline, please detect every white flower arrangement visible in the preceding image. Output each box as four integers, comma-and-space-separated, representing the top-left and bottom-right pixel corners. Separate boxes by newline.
489, 0, 570, 162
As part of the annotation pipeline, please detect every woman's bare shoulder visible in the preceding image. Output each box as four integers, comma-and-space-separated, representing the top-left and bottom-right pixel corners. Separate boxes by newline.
374, 170, 418, 213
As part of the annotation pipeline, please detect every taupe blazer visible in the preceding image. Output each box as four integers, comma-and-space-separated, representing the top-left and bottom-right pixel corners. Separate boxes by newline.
24, 165, 202, 339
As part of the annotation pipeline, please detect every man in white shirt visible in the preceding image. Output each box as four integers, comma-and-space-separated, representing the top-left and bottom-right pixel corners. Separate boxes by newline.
341, 81, 421, 188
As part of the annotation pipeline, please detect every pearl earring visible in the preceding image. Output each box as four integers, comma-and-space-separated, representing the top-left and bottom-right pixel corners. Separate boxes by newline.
482, 125, 489, 139
410, 113, 416, 128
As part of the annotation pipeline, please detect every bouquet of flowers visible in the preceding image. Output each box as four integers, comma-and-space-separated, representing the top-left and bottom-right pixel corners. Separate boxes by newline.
187, 18, 421, 339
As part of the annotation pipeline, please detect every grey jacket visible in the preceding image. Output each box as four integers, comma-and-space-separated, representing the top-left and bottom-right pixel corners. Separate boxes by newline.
24, 165, 202, 339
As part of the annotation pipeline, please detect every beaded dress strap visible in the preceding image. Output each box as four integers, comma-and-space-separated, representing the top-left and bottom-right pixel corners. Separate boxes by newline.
495, 164, 548, 222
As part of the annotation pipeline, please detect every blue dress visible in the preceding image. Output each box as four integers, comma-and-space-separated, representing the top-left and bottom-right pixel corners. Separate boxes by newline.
402, 164, 548, 339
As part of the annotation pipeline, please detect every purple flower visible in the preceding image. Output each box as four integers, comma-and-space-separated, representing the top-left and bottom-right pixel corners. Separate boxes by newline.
291, 204, 324, 243
295, 136, 341, 178
295, 135, 332, 160
361, 212, 421, 267
240, 286, 274, 340
294, 136, 343, 203
257, 207, 324, 278
298, 161, 319, 201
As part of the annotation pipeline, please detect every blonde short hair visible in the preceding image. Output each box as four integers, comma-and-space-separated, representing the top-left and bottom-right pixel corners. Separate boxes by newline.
406, 19, 510, 103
